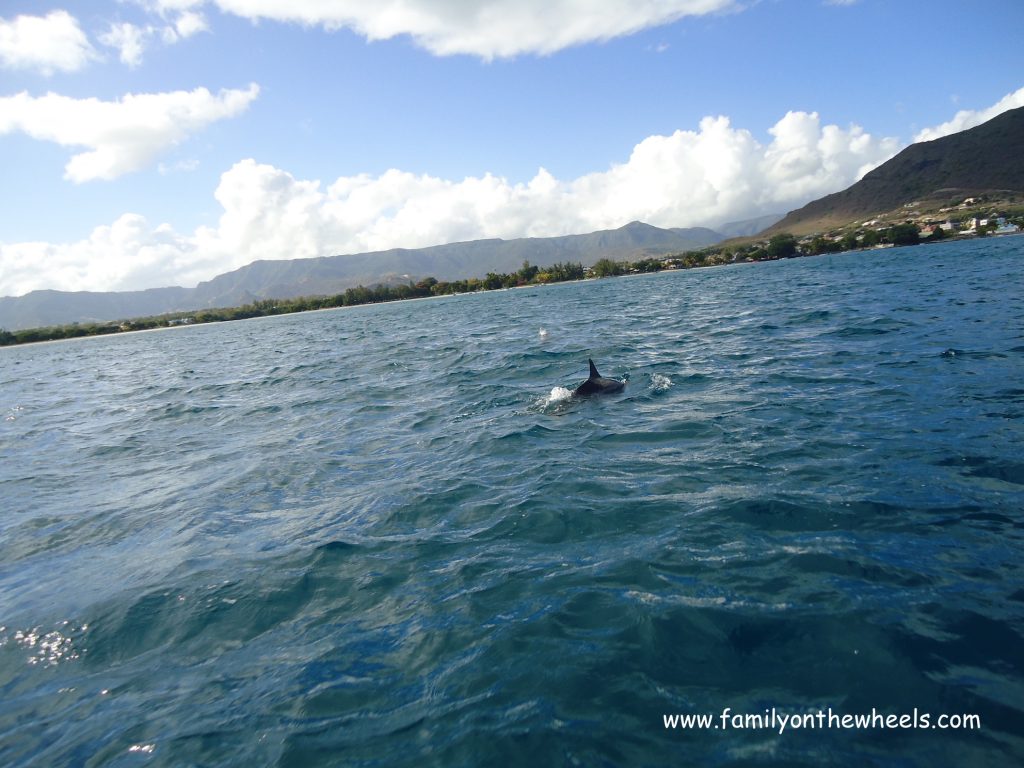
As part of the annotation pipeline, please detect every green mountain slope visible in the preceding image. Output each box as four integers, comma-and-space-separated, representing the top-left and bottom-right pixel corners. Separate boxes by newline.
766, 106, 1024, 235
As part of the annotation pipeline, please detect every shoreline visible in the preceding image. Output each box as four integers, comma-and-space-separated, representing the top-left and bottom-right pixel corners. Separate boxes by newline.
2, 231, 1020, 349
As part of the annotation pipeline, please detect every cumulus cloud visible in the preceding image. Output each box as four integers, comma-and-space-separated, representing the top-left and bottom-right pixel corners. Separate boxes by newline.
164, 10, 209, 42
0, 7, 207, 74
100, 9, 208, 66
0, 84, 260, 182
201, 0, 736, 58
0, 216, 208, 298
0, 108, 902, 296
99, 22, 149, 67
914, 85, 1024, 142
0, 10, 97, 75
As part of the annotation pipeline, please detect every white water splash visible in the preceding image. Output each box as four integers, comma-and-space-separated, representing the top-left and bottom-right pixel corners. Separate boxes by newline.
649, 373, 673, 392
545, 386, 573, 406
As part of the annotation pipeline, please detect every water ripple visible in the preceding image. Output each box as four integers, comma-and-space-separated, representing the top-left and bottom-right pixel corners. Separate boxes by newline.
1, 239, 1023, 766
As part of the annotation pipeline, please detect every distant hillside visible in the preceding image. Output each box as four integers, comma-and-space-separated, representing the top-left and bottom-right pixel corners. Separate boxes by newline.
767, 106, 1024, 235
0, 287, 193, 334
711, 214, 784, 239
188, 220, 724, 309
0, 221, 723, 330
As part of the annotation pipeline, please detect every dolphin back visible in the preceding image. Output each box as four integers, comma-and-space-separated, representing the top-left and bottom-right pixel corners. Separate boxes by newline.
574, 358, 624, 397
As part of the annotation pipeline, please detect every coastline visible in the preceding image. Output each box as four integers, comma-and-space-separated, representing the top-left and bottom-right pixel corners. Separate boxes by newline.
2, 230, 1021, 349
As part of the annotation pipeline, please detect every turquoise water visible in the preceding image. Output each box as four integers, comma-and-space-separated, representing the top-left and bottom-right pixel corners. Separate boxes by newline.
2, 237, 1023, 766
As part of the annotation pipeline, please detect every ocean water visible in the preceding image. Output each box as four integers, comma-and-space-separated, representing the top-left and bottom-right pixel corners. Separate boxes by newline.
1, 237, 1023, 766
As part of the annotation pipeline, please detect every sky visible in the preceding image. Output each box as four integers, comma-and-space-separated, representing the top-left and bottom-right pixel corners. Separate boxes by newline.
1, 0, 1023, 298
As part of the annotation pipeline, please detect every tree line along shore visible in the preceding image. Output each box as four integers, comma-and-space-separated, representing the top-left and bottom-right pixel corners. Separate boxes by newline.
1, 220, 1018, 348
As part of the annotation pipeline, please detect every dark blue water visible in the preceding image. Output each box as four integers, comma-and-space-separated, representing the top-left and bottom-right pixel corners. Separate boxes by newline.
2, 237, 1023, 766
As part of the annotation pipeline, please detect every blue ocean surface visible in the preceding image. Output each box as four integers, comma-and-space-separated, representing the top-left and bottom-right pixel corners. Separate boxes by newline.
1, 237, 1023, 766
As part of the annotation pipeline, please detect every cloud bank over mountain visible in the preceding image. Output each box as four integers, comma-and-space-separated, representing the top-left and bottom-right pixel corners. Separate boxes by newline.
1, 107, 902, 296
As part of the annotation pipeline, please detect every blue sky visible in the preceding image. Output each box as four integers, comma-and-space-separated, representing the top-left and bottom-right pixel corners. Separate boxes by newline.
1, 0, 1023, 296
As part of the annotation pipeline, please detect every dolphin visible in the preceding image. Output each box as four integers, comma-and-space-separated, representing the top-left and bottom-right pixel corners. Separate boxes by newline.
573, 359, 625, 397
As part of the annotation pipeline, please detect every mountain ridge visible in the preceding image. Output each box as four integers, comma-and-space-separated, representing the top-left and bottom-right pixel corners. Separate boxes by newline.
766, 106, 1024, 236
0, 220, 735, 330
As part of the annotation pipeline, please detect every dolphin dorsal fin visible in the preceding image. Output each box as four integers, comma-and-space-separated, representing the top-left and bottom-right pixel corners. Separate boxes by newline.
588, 359, 600, 379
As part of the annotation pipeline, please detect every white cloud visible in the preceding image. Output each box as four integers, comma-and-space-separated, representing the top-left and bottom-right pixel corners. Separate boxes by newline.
914, 85, 1024, 142
0, 84, 260, 182
0, 108, 902, 296
205, 0, 736, 58
100, 22, 149, 67
0, 215, 207, 298
167, 10, 209, 41
0, 7, 207, 74
0, 10, 97, 75
100, 9, 208, 66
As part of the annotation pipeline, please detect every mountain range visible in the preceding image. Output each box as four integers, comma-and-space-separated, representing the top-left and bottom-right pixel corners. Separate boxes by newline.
0, 221, 746, 331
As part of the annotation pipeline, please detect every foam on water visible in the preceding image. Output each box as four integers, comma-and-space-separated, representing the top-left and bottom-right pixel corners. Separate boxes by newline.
649, 372, 672, 392
545, 385, 573, 405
